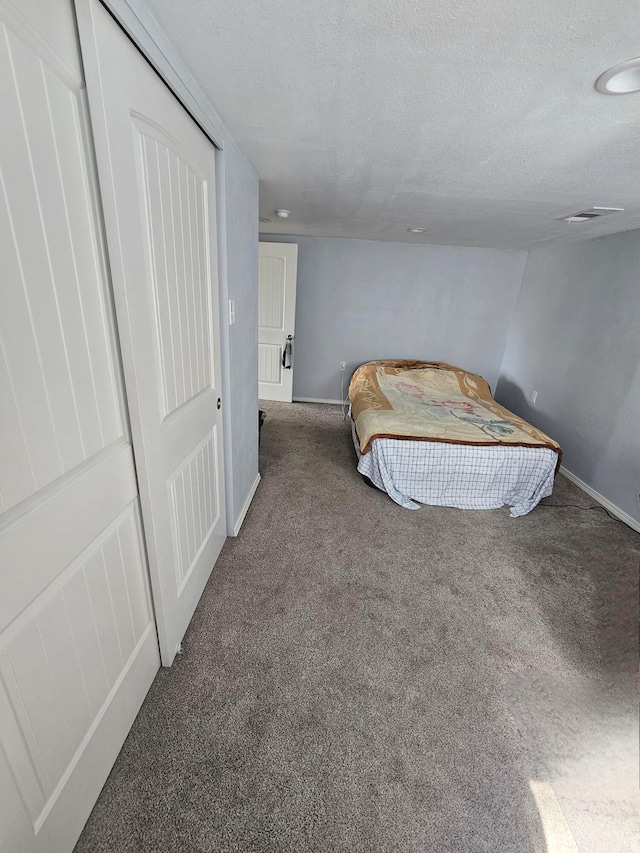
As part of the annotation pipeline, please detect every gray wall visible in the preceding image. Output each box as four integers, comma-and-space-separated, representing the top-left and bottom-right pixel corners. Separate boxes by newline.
496, 230, 640, 522
261, 235, 527, 399
220, 144, 259, 526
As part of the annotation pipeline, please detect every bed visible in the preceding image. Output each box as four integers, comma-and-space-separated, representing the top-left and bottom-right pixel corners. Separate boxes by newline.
349, 360, 561, 517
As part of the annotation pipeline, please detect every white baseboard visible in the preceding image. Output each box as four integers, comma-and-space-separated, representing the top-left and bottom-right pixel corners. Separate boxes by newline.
293, 397, 343, 405
232, 473, 261, 536
559, 466, 640, 533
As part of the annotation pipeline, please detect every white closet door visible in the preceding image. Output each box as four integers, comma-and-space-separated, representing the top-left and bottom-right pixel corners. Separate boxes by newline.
76, 0, 227, 666
0, 1, 160, 851
258, 242, 298, 402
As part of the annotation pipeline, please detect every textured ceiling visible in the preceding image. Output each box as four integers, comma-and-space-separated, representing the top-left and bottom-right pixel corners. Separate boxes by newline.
145, 0, 640, 249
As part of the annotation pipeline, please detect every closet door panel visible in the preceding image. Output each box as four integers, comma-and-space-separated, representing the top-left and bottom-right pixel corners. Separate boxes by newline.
0, 2, 159, 851
77, 0, 227, 667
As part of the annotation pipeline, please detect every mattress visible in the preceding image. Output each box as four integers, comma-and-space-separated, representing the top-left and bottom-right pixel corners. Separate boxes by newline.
351, 419, 558, 516
349, 360, 561, 516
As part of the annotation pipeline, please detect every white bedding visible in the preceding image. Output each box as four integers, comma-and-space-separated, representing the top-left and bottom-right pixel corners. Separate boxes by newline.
351, 420, 557, 517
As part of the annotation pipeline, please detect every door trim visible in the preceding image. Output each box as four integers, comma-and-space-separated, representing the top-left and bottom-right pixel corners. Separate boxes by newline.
97, 0, 228, 151
232, 472, 261, 537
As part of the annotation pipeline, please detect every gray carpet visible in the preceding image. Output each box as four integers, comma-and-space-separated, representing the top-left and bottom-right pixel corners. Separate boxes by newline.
75, 401, 639, 853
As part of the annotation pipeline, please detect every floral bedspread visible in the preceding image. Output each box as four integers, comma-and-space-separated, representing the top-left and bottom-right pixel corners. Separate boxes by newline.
349, 360, 561, 460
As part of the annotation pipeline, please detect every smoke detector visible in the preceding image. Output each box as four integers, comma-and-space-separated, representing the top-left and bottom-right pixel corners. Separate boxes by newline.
558, 207, 624, 223
275, 209, 290, 219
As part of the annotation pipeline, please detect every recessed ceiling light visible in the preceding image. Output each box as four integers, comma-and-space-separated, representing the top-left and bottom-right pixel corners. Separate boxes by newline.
596, 57, 640, 94
407, 227, 427, 233
275, 209, 290, 218
259, 217, 270, 222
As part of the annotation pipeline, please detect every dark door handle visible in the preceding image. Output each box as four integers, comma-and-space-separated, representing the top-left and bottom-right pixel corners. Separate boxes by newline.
217, 398, 221, 409
282, 335, 293, 369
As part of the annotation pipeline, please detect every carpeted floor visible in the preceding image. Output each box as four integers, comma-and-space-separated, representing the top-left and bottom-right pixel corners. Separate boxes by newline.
75, 401, 639, 853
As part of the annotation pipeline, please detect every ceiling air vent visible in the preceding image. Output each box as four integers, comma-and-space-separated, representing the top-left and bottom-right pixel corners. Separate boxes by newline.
559, 207, 624, 223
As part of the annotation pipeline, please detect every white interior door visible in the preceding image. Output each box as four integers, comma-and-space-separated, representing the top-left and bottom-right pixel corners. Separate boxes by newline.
77, 0, 227, 666
0, 1, 159, 850
258, 241, 298, 402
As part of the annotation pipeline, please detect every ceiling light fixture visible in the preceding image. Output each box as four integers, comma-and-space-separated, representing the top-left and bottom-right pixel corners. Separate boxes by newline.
595, 57, 640, 94
275, 209, 290, 218
407, 227, 427, 233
